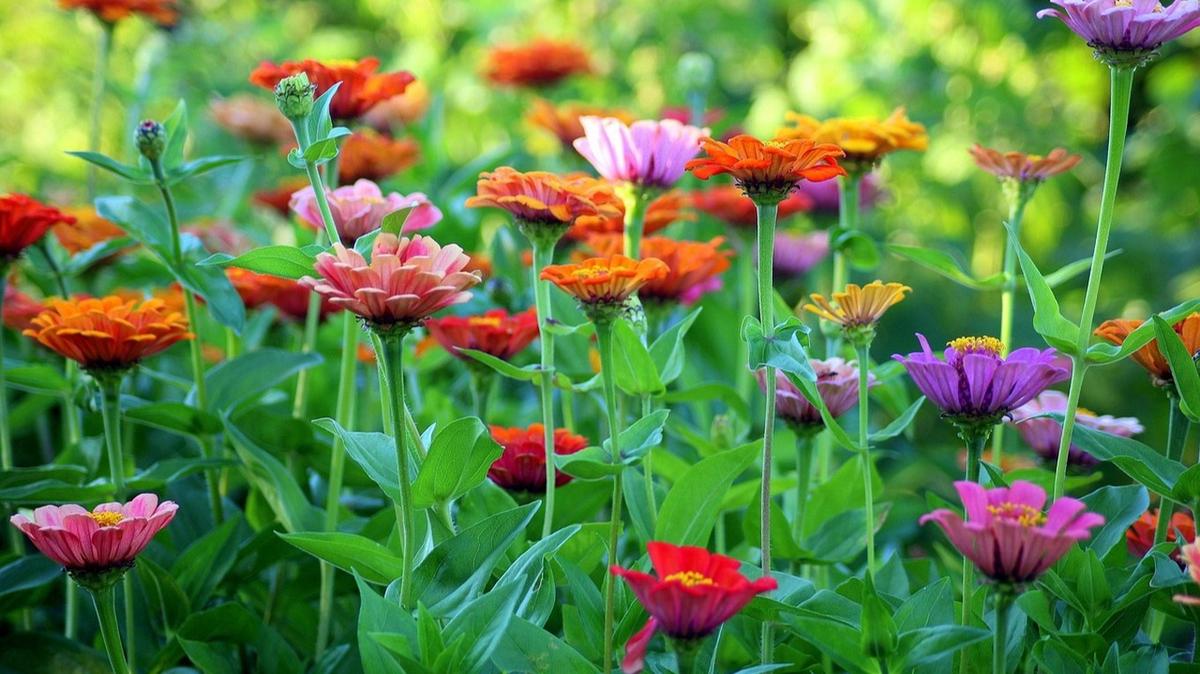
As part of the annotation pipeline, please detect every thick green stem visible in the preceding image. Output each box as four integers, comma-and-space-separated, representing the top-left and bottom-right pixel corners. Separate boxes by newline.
794, 435, 813, 550
65, 578, 79, 638
292, 277, 325, 419
87, 21, 113, 199
1051, 65, 1134, 500
622, 187, 649, 259
100, 378, 127, 497
993, 593, 1012, 674
1155, 396, 1190, 545
959, 429, 990, 653
856, 342, 876, 578
826, 175, 859, 358
735, 234, 755, 401
123, 574, 136, 668
596, 321, 625, 674
469, 369, 491, 421
530, 237, 560, 538
91, 584, 132, 674
992, 196, 1029, 468
755, 201, 779, 663
0, 274, 12, 475
379, 332, 415, 609
304, 162, 341, 246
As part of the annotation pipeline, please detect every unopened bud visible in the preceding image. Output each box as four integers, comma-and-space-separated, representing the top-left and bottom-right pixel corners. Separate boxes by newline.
135, 120, 166, 162
677, 52, 714, 93
274, 72, 316, 121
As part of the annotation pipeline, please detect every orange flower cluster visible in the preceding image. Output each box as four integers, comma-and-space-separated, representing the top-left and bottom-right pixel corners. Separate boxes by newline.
527, 99, 633, 147
541, 255, 668, 308
209, 95, 294, 146
687, 136, 845, 204
690, 185, 813, 229
780, 108, 927, 170
425, 308, 540, 361
467, 168, 621, 237
583, 235, 730, 305
1094, 314, 1200, 387
54, 207, 126, 255
250, 58, 415, 121
339, 130, 421, 182
484, 39, 592, 88
59, 0, 178, 25
24, 296, 192, 373
1, 195, 76, 263
567, 190, 693, 241
969, 144, 1081, 183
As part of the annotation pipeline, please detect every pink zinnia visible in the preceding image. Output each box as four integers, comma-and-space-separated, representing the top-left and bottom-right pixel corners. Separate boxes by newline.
1037, 0, 1200, 54
1009, 390, 1143, 468
573, 117, 708, 189
759, 358, 873, 431
772, 230, 830, 278
1174, 543, 1200, 605
290, 179, 442, 247
300, 233, 481, 331
921, 480, 1104, 585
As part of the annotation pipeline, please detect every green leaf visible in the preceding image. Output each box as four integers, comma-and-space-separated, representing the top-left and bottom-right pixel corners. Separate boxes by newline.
782, 370, 858, 452
743, 314, 815, 380
611, 318, 664, 396
197, 245, 318, 280
413, 417, 504, 508
655, 441, 759, 546
1086, 299, 1200, 365
860, 579, 898, 658
1152, 315, 1200, 421
1047, 414, 1183, 497
869, 396, 925, 444
171, 515, 241, 606
1008, 227, 1081, 354
896, 625, 991, 670
167, 155, 246, 184
224, 418, 323, 533
315, 419, 401, 501
458, 348, 537, 381
657, 383, 750, 421
61, 236, 134, 275
306, 83, 343, 143
95, 195, 172, 256
176, 602, 302, 674
280, 532, 406, 585
887, 243, 1003, 290
1080, 485, 1149, 558
834, 229, 881, 269
356, 573, 418, 674
201, 349, 323, 413
443, 583, 523, 673
1044, 249, 1123, 289
0, 555, 59, 600
557, 410, 670, 479
161, 99, 189, 169
649, 307, 702, 386
303, 137, 342, 163
174, 241, 246, 332
3, 365, 70, 395
66, 151, 150, 183
602, 409, 670, 460
492, 616, 600, 673
123, 401, 222, 437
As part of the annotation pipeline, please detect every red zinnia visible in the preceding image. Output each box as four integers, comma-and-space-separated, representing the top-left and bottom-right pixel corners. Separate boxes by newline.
425, 308, 539, 361
3, 284, 44, 331
59, 0, 178, 26
0, 195, 76, 263
488, 424, 589, 492
690, 185, 813, 229
1127, 509, 1196, 560
254, 177, 310, 218
249, 57, 415, 122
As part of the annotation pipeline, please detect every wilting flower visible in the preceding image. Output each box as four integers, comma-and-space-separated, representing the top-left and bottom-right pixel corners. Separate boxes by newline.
969, 145, 1081, 184
53, 207, 126, 255
10, 493, 177, 588
541, 255, 669, 321
488, 424, 589, 492
339, 130, 421, 182
1009, 390, 1143, 468
574, 117, 708, 189
209, 95, 293, 145
773, 230, 830, 278
1176, 543, 1200, 605
1127, 509, 1195, 559
250, 58, 415, 122
921, 480, 1104, 586
483, 38, 592, 88
425, 308, 539, 361
1094, 314, 1200, 388
290, 179, 441, 247
1037, 0, 1200, 61
687, 135, 846, 205
3, 284, 43, 331
567, 191, 693, 241
804, 281, 910, 343
254, 177, 310, 217
527, 99, 634, 147
611, 541, 778, 674
0, 195, 76, 263
760, 358, 874, 432
780, 108, 927, 172
797, 171, 884, 216
690, 185, 813, 229
466, 168, 621, 244
58, 0, 177, 25
362, 80, 432, 129
226, 268, 339, 322
24, 296, 192, 375
895, 335, 1070, 428
583, 235, 730, 305
300, 234, 480, 333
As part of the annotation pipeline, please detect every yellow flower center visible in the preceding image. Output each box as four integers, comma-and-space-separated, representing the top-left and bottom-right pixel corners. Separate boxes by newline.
664, 571, 715, 587
569, 267, 608, 280
947, 336, 1005, 356
987, 502, 1046, 528
88, 511, 125, 527
468, 317, 503, 328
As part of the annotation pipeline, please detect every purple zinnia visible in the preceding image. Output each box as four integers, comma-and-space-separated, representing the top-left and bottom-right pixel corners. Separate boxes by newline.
771, 230, 830, 279
1009, 390, 1143, 468
795, 171, 883, 216
758, 358, 873, 433
1037, 0, 1200, 59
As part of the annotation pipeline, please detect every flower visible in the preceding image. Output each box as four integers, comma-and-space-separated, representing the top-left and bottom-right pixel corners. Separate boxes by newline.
527, 99, 634, 147
250, 58, 415, 122
1094, 314, 1200, 387
339, 130, 421, 182
779, 108, 927, 172
760, 357, 874, 432
3, 284, 43, 331
541, 255, 669, 317
582, 235, 730, 305
10, 493, 177, 588
773, 230, 830, 278
483, 38, 592, 88
362, 80, 432, 129
425, 308, 539, 361
1036, 0, 1200, 60
209, 95, 293, 145
0, 195, 76, 263
488, 424, 589, 492
1009, 390, 1143, 468
921, 480, 1103, 586
797, 171, 884, 216
58, 0, 177, 25
574, 117, 709, 189
894, 334, 1070, 427
52, 207, 125, 256
803, 281, 911, 335
290, 179, 441, 247
226, 268, 339, 322
689, 186, 813, 229
611, 541, 777, 674
299, 233, 481, 333
1176, 543, 1200, 605
24, 296, 192, 374
1127, 509, 1194, 559
254, 177, 310, 217
466, 168, 621, 243
969, 144, 1082, 183
686, 135, 846, 204
567, 190, 694, 241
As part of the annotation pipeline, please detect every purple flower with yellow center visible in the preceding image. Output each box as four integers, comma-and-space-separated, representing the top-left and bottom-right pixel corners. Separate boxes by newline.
757, 357, 874, 433
1037, 0, 1200, 64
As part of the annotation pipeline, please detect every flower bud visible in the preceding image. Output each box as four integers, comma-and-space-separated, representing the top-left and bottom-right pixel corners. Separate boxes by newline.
274, 72, 316, 121
135, 120, 166, 162
677, 52, 714, 93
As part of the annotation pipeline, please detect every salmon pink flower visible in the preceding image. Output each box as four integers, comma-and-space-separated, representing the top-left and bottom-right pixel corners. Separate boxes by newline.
574, 117, 708, 190
254, 177, 309, 217
969, 145, 1081, 184
466, 168, 622, 246
773, 230, 829, 278
1009, 390, 1143, 468
1128, 509, 1194, 559
209, 95, 294, 146
339, 130, 421, 182
1094, 314, 1200, 387
582, 235, 730, 305
920, 480, 1104, 587
488, 424, 589, 492
611, 541, 777, 674
686, 135, 845, 205
425, 308, 539, 361
759, 357, 874, 433
290, 179, 441, 247
483, 38, 592, 88
1037, 0, 1200, 63
690, 185, 813, 229
541, 255, 669, 323
250, 58, 415, 122
1176, 543, 1200, 605
362, 80, 431, 129
0, 195, 76, 264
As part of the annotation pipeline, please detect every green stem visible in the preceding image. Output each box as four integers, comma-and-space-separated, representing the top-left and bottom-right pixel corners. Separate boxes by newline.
596, 321, 625, 674
304, 161, 341, 246
469, 369, 491, 421
0, 273, 12, 475
794, 434, 813, 552
87, 21, 113, 200
1155, 396, 1190, 544
735, 234, 755, 401
641, 394, 656, 529
755, 201, 779, 663
100, 377, 127, 497
826, 175, 859, 358
292, 279, 325, 419
959, 429, 990, 650
65, 578, 79, 639
992, 196, 1029, 468
856, 342, 876, 578
672, 639, 702, 674
90, 584, 132, 674
622, 187, 649, 259
379, 332, 415, 609
123, 574, 136, 668
993, 593, 1012, 674
530, 237, 560, 538
1051, 64, 1134, 500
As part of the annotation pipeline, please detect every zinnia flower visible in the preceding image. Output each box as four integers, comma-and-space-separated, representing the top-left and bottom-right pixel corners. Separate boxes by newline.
527, 99, 634, 147
1037, 0, 1200, 60
488, 424, 589, 492
226, 268, 339, 322
1127, 509, 1194, 559
1009, 390, 1143, 468
254, 177, 310, 217
690, 186, 813, 229
1094, 314, 1200, 387
803, 281, 910, 342
250, 58, 415, 122
10, 493, 177, 588
59, 0, 177, 25
567, 190, 693, 241
299, 233, 480, 333
611, 541, 778, 674
773, 230, 830, 278
466, 168, 621, 244
425, 308, 540, 361
969, 144, 1081, 184
1176, 543, 1200, 605
3, 284, 44, 331
797, 171, 883, 216
894, 335, 1070, 428
339, 130, 421, 182
759, 358, 874, 432
290, 179, 441, 247
574, 117, 708, 189
780, 108, 927, 172
541, 255, 669, 321
686, 135, 846, 205
483, 38, 592, 88
209, 95, 293, 146
582, 234, 730, 305
0, 195, 76, 263
362, 80, 432, 129
24, 296, 192, 375
920, 480, 1104, 586
53, 207, 126, 255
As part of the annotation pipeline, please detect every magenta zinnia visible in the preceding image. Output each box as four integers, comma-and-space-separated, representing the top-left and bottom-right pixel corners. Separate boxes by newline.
759, 358, 873, 432
290, 179, 441, 247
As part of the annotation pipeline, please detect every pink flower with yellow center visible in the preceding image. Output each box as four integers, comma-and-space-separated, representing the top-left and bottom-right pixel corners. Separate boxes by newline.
290, 179, 441, 247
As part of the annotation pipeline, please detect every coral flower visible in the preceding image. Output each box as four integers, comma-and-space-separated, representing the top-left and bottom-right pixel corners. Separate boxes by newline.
59, 0, 177, 25
686, 135, 846, 204
466, 168, 621, 242
894, 335, 1070, 426
1176, 543, 1200, 605
1094, 314, 1200, 387
969, 145, 1082, 184
583, 235, 730, 305
3, 284, 44, 331
249, 58, 415, 122
760, 358, 874, 432
527, 99, 634, 147
300, 233, 481, 332
541, 255, 669, 317
567, 190, 694, 241
1127, 509, 1194, 559
922, 481, 1103, 586
690, 185, 813, 229
0, 195, 76, 263
1009, 390, 1143, 468
339, 130, 421, 182
773, 230, 830, 278
362, 80, 432, 129
1037, 0, 1200, 58
611, 541, 778, 674
208, 95, 294, 146
488, 424, 589, 492
425, 308, 540, 361
254, 177, 310, 217
54, 207, 126, 255
804, 281, 911, 334
483, 38, 592, 88
290, 179, 441, 247
24, 296, 192, 374
226, 268, 339, 322
780, 108, 927, 172
574, 117, 709, 189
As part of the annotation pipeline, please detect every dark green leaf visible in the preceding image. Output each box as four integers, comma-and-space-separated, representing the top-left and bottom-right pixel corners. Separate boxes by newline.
201, 349, 323, 412
1008, 227, 1080, 354
656, 441, 759, 546
612, 318, 664, 396
280, 532, 405, 585
887, 243, 1003, 290
413, 417, 503, 508
649, 307, 702, 385
224, 418, 323, 532
66, 151, 150, 183
1152, 315, 1200, 421
869, 396, 925, 444
1047, 414, 1183, 497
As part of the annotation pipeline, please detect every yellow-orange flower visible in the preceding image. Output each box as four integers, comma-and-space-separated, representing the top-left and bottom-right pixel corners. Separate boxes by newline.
466, 168, 621, 234
54, 207, 126, 255
584, 234, 730, 305
59, 0, 178, 25
968, 144, 1081, 183
339, 130, 421, 182
567, 190, 693, 241
484, 39, 592, 88
526, 99, 634, 147
209, 95, 294, 146
780, 108, 927, 170
541, 255, 669, 307
686, 135, 846, 204
804, 281, 911, 328
1095, 314, 1200, 387
249, 58, 415, 122
24, 296, 192, 373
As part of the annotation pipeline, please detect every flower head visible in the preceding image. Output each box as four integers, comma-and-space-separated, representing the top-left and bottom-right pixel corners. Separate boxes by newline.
1009, 390, 1143, 468
611, 541, 777, 674
527, 99, 634, 147
0, 195, 76, 263
250, 58, 415, 122
466, 168, 621, 245
567, 190, 693, 241
3, 284, 44, 331
780, 108, 927, 172
488, 424, 589, 492
760, 358, 874, 432
254, 177, 310, 217
1094, 314, 1200, 387
921, 480, 1103, 586
54, 207, 126, 255
24, 296, 192, 375
583, 235, 729, 305
226, 268, 339, 323
686, 135, 846, 205
797, 171, 884, 216
59, 0, 177, 25
690, 185, 813, 229
209, 95, 294, 146
340, 130, 421, 182
1128, 509, 1194, 559
483, 38, 592, 88
574, 117, 709, 189
425, 308, 539, 361
804, 281, 910, 344
299, 234, 480, 334
290, 179, 441, 247
969, 144, 1081, 184
1037, 0, 1200, 62
773, 230, 830, 278
541, 255, 669, 321
362, 80, 431, 129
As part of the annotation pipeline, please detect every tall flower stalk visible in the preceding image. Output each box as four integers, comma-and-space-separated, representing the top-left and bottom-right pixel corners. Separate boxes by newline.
378, 330, 416, 607
594, 316, 626, 673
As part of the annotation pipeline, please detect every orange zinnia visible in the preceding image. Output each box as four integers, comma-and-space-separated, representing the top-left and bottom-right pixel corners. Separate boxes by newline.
226, 268, 337, 322
567, 190, 693, 241
339, 130, 421, 182
526, 99, 634, 147
249, 58, 415, 122
24, 295, 192, 373
1094, 314, 1200, 387
686, 135, 846, 205
54, 207, 126, 255
690, 185, 813, 229
59, 0, 178, 25
969, 144, 1082, 183
466, 168, 621, 242
541, 255, 668, 313
483, 38, 592, 88
583, 235, 730, 305
780, 108, 927, 171
805, 281, 911, 329
209, 95, 294, 146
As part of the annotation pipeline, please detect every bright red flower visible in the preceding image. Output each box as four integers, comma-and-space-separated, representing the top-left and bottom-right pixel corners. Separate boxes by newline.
254, 177, 310, 217
59, 0, 178, 26
1127, 509, 1195, 560
425, 308, 539, 361
249, 58, 415, 122
0, 195, 76, 263
488, 424, 589, 492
